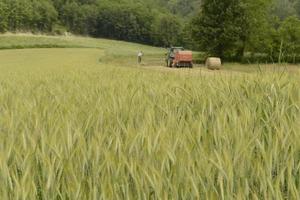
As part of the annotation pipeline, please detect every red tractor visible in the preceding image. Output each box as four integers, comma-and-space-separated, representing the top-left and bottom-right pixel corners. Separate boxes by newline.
166, 47, 193, 68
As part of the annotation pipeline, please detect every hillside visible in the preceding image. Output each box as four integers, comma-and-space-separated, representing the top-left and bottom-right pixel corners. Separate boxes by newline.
1, 0, 300, 64
1, 34, 299, 72
0, 34, 163, 55
0, 0, 201, 47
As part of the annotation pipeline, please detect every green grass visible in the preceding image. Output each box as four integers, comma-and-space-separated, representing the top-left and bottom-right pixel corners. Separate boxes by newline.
0, 34, 165, 68
0, 35, 299, 199
222, 62, 300, 74
0, 34, 163, 54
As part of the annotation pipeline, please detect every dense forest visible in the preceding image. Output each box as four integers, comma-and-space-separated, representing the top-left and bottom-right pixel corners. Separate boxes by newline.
0, 0, 299, 62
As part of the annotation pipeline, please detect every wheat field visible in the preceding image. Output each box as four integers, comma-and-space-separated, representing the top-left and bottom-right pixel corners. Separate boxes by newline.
0, 35, 299, 199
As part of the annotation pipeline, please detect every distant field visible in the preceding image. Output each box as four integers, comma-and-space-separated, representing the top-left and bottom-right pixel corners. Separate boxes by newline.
0, 33, 163, 55
0, 35, 299, 199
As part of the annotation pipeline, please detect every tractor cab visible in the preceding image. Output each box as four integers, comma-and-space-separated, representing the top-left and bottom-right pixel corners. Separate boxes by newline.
169, 47, 184, 55
167, 47, 184, 59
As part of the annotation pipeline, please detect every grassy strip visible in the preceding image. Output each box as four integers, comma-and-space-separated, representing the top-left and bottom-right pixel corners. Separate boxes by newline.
0, 44, 88, 50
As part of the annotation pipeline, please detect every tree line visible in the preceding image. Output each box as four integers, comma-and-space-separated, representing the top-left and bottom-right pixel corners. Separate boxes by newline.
0, 0, 191, 46
192, 0, 300, 62
0, 0, 299, 62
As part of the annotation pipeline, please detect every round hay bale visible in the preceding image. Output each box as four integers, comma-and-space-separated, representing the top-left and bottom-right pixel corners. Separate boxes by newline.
206, 57, 222, 70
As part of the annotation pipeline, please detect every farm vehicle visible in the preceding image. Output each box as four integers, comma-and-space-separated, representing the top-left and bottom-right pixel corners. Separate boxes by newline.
165, 47, 193, 68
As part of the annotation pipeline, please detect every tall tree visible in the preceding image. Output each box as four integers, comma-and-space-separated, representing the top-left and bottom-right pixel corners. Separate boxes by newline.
152, 15, 182, 47
191, 0, 245, 58
278, 16, 300, 62
0, 1, 8, 32
237, 0, 272, 58
191, 0, 271, 60
296, 0, 300, 17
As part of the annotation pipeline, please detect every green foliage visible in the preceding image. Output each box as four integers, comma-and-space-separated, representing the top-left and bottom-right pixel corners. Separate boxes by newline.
190, 0, 300, 63
152, 14, 183, 47
0, 1, 8, 32
248, 15, 300, 63
273, 0, 297, 20
297, 0, 300, 17
0, 0, 195, 46
93, 3, 154, 44
165, 0, 200, 17
32, 0, 58, 32
191, 0, 249, 59
278, 16, 300, 62
0, 0, 58, 32
0, 0, 300, 62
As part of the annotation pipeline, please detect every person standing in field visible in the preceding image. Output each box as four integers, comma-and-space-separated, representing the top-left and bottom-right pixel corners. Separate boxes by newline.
138, 51, 143, 64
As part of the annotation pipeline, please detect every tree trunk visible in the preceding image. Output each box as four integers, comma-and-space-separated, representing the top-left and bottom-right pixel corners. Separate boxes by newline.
235, 45, 245, 61
235, 36, 246, 61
